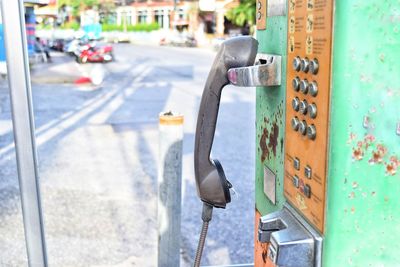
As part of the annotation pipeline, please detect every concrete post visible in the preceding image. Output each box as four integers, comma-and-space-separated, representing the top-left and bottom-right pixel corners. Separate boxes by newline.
158, 112, 183, 267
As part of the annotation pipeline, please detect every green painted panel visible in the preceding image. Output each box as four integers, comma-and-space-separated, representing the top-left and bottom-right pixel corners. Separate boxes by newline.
324, 1, 400, 266
256, 15, 288, 216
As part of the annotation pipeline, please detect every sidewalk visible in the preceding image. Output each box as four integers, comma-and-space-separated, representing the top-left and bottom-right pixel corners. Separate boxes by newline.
30, 52, 86, 84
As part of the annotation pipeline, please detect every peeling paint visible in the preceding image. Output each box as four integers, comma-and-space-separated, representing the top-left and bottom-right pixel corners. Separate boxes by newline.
262, 247, 268, 264
350, 134, 399, 176
352, 147, 364, 161
260, 128, 269, 162
351, 207, 356, 214
368, 144, 387, 164
268, 123, 279, 157
385, 156, 399, 175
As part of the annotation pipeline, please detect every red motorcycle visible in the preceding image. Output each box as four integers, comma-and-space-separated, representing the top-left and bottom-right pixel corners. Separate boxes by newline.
77, 43, 113, 64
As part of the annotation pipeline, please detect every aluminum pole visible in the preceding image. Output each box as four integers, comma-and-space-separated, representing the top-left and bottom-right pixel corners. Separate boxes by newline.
158, 112, 183, 267
1, 1, 48, 266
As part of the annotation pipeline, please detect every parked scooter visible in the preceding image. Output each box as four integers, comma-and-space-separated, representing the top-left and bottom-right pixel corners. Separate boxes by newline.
76, 43, 113, 64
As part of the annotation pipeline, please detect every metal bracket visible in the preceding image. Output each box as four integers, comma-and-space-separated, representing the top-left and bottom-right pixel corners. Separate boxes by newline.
258, 203, 323, 267
227, 54, 282, 87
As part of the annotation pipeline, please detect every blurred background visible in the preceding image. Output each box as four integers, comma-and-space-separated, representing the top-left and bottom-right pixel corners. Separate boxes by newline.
0, 0, 256, 266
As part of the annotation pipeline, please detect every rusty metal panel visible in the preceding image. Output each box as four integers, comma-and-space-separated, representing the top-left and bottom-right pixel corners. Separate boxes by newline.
255, 14, 287, 217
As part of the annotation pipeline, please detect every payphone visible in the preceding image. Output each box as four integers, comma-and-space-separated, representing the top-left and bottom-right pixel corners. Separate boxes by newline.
194, 0, 400, 266
254, 0, 400, 266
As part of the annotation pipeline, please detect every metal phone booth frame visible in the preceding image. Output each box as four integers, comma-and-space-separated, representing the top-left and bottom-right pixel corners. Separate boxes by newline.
1, 0, 48, 266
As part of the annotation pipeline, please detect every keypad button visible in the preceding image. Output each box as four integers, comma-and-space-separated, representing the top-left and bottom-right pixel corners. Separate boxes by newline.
293, 175, 300, 188
310, 58, 319, 74
299, 100, 308, 115
304, 166, 312, 179
291, 117, 300, 131
309, 81, 318, 97
307, 124, 317, 140
304, 184, 311, 198
293, 57, 301, 72
300, 79, 309, 94
292, 97, 300, 112
308, 103, 317, 119
299, 120, 307, 135
293, 157, 300, 170
292, 77, 300, 91
300, 57, 310, 73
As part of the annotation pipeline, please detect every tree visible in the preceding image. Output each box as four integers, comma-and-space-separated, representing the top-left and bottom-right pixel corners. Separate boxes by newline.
58, 0, 99, 17
226, 0, 256, 28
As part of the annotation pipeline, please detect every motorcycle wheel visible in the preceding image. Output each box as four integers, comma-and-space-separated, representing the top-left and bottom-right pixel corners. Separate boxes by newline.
104, 53, 113, 62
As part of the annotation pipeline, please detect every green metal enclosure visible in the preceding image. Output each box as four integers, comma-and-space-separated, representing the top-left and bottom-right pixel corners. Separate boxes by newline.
255, 0, 400, 266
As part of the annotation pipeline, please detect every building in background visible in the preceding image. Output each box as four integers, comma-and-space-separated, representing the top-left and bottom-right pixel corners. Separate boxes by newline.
24, 0, 51, 54
0, 0, 50, 74
115, 0, 239, 36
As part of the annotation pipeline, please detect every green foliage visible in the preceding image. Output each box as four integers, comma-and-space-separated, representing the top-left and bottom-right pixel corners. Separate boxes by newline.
102, 23, 160, 32
60, 21, 81, 30
36, 24, 53, 30
226, 0, 256, 27
58, 0, 99, 16
83, 0, 98, 8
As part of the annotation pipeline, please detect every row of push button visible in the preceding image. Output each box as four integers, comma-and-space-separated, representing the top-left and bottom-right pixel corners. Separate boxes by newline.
292, 57, 319, 74
291, 117, 317, 140
292, 157, 312, 198
293, 157, 313, 179
292, 98, 317, 118
292, 175, 311, 198
292, 78, 318, 97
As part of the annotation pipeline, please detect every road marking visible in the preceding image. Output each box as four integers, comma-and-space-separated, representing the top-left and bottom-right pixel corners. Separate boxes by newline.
0, 64, 153, 158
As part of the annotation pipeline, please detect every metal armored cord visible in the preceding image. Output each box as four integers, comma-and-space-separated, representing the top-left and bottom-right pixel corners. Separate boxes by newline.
193, 203, 213, 267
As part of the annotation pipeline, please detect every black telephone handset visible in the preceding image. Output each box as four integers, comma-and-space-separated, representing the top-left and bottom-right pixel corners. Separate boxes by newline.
194, 36, 258, 209
193, 36, 258, 267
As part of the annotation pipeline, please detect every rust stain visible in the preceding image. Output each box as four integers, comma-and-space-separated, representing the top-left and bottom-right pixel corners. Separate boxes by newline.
268, 123, 279, 157
262, 247, 268, 263
351, 134, 399, 176
347, 132, 357, 144
352, 147, 364, 160
364, 134, 375, 148
260, 128, 270, 162
385, 156, 399, 176
369, 144, 387, 164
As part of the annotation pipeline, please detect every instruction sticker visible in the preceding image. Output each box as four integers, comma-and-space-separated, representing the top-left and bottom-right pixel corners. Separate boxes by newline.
289, 16, 295, 34
295, 193, 307, 210
289, 36, 295, 53
306, 14, 314, 33
306, 35, 313, 55
307, 0, 314, 11
289, 0, 295, 13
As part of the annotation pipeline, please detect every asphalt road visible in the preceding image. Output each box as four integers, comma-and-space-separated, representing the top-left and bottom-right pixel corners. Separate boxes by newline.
0, 43, 255, 266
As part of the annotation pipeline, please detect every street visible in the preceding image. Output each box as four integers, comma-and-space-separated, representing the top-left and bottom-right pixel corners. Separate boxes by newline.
0, 43, 255, 266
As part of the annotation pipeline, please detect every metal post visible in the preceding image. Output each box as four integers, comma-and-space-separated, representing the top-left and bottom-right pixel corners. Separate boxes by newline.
158, 112, 183, 267
1, 1, 48, 266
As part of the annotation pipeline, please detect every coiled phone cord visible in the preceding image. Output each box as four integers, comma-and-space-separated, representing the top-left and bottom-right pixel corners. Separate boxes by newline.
194, 203, 213, 267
